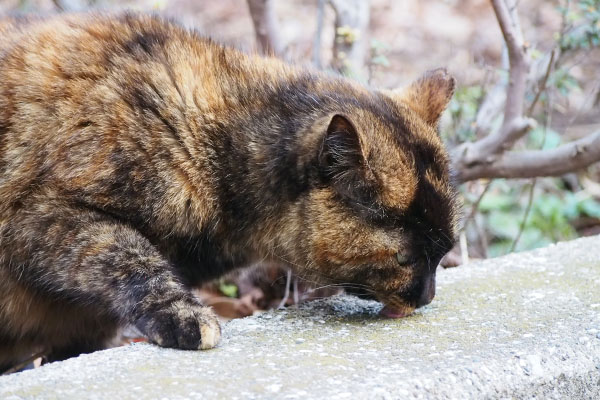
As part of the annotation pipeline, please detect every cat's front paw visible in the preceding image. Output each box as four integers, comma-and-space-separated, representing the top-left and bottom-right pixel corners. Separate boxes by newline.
137, 299, 221, 350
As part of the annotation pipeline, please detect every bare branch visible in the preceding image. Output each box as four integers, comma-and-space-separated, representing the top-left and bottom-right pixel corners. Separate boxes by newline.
328, 0, 370, 77
484, 0, 531, 150
452, 116, 537, 169
461, 181, 492, 230
493, 0, 528, 114
510, 178, 537, 252
527, 50, 556, 117
456, 131, 600, 182
246, 0, 284, 57
451, 0, 538, 179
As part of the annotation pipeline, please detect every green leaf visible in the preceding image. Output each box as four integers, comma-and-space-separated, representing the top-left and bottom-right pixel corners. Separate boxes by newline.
479, 193, 515, 212
563, 192, 581, 219
219, 282, 238, 298
489, 240, 513, 257
488, 210, 521, 238
579, 198, 600, 218
371, 55, 390, 67
520, 228, 552, 250
527, 126, 562, 149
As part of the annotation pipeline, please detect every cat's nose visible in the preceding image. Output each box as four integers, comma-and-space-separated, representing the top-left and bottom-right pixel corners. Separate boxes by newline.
416, 273, 436, 307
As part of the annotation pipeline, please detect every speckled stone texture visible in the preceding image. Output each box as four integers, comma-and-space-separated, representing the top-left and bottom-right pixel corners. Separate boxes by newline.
1, 236, 599, 399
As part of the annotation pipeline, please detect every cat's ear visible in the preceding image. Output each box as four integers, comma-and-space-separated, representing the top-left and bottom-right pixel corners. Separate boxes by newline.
318, 114, 377, 201
319, 114, 365, 182
391, 68, 455, 127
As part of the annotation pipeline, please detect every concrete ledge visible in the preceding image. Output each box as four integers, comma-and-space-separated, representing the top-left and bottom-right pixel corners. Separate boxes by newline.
1, 236, 599, 399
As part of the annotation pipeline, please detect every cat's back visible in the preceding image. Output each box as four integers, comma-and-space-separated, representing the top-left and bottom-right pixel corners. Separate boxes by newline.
0, 13, 251, 232
0, 12, 242, 140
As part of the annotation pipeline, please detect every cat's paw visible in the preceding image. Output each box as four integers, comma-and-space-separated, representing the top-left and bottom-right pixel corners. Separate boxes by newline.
137, 299, 221, 350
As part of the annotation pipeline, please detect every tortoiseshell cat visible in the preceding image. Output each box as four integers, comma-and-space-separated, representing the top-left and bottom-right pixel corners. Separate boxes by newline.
0, 13, 458, 370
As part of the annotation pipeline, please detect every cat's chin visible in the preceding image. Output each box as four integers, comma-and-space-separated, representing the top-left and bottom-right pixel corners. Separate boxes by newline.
379, 304, 415, 319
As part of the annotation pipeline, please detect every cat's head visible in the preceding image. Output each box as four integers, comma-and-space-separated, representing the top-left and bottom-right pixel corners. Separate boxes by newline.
290, 68, 459, 317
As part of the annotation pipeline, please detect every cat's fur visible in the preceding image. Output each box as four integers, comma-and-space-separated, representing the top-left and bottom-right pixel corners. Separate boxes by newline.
0, 13, 458, 370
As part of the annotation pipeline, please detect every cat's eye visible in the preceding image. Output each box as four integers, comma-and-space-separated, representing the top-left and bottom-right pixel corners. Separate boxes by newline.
396, 252, 414, 266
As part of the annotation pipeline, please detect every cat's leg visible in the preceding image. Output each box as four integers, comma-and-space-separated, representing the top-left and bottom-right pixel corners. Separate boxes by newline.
45, 337, 111, 363
1, 204, 221, 351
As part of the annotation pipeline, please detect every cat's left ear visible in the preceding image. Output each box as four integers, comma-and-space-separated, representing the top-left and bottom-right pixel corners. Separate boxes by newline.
318, 114, 375, 200
319, 114, 365, 178
390, 68, 456, 128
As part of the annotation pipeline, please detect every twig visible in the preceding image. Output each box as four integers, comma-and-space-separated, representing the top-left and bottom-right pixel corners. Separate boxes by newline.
277, 268, 292, 309
460, 181, 492, 260
293, 276, 299, 304
462, 181, 493, 230
459, 231, 469, 265
527, 50, 556, 117
510, 178, 536, 252
473, 214, 489, 258
511, 86, 554, 253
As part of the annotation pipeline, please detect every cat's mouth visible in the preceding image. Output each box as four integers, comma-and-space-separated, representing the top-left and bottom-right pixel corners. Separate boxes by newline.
379, 303, 416, 318
343, 287, 416, 318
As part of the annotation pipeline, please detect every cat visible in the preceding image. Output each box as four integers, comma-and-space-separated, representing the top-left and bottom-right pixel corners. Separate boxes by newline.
0, 12, 459, 370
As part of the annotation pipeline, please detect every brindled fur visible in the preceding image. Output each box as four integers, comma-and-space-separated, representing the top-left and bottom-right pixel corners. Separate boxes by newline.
0, 13, 459, 369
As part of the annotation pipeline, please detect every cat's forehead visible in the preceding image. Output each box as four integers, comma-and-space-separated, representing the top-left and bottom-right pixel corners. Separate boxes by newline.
365, 118, 450, 212
368, 141, 418, 211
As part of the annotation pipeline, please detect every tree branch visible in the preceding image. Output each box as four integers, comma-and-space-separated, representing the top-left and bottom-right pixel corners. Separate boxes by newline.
492, 0, 529, 133
452, 0, 538, 179
456, 131, 600, 181
246, 0, 284, 57
328, 0, 370, 77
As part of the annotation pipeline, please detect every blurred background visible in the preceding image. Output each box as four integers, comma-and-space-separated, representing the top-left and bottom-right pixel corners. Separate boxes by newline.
1, 0, 599, 320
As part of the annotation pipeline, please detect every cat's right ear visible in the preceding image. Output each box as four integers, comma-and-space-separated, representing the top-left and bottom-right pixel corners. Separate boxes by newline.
388, 68, 455, 128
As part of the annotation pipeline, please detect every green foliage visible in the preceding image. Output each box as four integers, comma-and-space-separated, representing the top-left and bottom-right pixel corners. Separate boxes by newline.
370, 39, 391, 67
455, 1, 600, 258
218, 280, 238, 298
526, 126, 562, 149
470, 180, 600, 257
557, 0, 600, 52
550, 67, 582, 96
445, 85, 485, 143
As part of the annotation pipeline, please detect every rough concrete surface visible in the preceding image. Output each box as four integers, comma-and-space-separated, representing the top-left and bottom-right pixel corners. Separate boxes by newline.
1, 236, 599, 399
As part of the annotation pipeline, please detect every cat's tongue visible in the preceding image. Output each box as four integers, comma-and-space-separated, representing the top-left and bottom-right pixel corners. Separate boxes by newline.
380, 305, 413, 319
